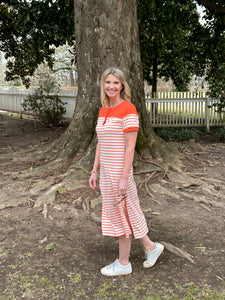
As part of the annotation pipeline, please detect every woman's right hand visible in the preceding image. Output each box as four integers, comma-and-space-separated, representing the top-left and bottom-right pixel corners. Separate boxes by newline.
89, 173, 98, 190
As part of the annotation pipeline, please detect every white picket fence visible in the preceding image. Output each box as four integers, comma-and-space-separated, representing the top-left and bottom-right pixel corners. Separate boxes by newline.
0, 87, 224, 131
146, 97, 224, 131
0, 87, 77, 120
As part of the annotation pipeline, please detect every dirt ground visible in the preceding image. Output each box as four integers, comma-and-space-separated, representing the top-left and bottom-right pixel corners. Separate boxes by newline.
0, 113, 225, 300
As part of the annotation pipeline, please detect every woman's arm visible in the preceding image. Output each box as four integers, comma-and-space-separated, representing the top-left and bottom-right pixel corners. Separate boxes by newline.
89, 143, 100, 190
119, 131, 138, 196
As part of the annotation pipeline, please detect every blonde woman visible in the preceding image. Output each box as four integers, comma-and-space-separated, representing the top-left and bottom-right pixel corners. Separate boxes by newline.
89, 67, 164, 276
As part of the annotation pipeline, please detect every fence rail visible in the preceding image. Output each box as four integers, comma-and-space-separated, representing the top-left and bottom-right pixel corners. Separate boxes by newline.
0, 88, 224, 131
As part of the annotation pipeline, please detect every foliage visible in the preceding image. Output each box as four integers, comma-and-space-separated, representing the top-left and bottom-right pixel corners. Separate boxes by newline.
155, 126, 225, 142
0, 0, 74, 87
22, 78, 66, 126
208, 69, 225, 114
30, 43, 77, 88
204, 12, 225, 112
13, 79, 22, 87
0, 0, 224, 102
155, 127, 206, 142
218, 127, 225, 142
137, 0, 210, 92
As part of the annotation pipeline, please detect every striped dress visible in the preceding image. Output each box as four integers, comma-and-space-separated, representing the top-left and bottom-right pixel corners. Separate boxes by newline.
96, 100, 149, 239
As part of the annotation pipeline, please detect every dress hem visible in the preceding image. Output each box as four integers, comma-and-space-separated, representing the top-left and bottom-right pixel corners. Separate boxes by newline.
102, 229, 149, 240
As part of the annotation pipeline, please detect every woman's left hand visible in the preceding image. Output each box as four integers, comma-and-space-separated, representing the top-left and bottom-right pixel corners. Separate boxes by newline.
89, 173, 98, 190
118, 178, 128, 196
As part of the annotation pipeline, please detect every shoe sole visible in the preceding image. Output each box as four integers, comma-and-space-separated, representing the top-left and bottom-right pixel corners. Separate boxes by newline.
143, 245, 164, 268
101, 269, 132, 276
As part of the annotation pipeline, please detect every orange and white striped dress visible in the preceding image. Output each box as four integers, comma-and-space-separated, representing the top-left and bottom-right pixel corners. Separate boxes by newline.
96, 100, 149, 239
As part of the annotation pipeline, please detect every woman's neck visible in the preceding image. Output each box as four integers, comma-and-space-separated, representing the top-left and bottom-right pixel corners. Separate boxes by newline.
109, 97, 124, 108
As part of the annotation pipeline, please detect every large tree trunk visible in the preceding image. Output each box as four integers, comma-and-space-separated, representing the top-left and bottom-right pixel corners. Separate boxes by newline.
48, 0, 177, 167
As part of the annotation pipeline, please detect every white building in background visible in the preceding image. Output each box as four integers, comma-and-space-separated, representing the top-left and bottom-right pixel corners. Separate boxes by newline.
0, 51, 7, 86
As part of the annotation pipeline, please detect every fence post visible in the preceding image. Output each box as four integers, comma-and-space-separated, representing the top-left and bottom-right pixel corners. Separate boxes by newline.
205, 98, 210, 132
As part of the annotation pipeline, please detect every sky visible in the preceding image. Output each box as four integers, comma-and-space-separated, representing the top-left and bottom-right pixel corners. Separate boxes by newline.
197, 3, 206, 25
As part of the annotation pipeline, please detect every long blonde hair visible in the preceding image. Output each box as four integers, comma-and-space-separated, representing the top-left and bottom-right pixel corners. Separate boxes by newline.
100, 67, 131, 108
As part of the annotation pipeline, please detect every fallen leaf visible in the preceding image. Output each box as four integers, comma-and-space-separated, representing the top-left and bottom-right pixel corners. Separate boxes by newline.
45, 243, 54, 250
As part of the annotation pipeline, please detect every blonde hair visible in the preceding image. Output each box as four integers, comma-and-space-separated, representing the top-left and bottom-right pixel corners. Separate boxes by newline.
100, 67, 131, 108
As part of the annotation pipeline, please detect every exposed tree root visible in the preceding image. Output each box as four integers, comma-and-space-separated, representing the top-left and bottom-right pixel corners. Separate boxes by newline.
145, 179, 162, 205
137, 171, 159, 188
1, 146, 224, 213
73, 166, 90, 175
137, 157, 165, 170
179, 191, 225, 209
90, 212, 102, 225
160, 241, 195, 264
149, 183, 180, 200
0, 138, 224, 220
134, 168, 161, 175
200, 203, 212, 212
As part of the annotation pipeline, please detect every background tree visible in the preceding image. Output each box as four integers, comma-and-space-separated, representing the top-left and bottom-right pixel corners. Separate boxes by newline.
196, 0, 225, 111
51, 44, 77, 87
137, 0, 210, 94
2, 0, 223, 99
0, 0, 210, 93
0, 0, 74, 87
30, 44, 77, 88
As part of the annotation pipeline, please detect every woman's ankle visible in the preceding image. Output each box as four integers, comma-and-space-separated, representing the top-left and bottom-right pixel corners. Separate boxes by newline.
119, 259, 129, 266
145, 241, 156, 253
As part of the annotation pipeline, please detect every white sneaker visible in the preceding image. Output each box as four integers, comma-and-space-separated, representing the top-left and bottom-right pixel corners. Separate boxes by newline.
101, 259, 132, 276
143, 242, 164, 268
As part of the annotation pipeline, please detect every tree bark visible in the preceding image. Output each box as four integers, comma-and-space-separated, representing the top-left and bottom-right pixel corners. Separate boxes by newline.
47, 0, 177, 167
151, 49, 158, 117
152, 54, 158, 97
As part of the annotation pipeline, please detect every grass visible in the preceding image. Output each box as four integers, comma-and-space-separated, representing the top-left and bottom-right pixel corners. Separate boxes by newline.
1, 266, 225, 300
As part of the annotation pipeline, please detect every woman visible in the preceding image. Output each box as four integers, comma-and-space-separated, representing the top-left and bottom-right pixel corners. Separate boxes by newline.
89, 67, 164, 276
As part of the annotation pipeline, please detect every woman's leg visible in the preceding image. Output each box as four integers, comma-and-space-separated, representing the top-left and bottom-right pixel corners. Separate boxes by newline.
119, 235, 132, 265
139, 234, 156, 252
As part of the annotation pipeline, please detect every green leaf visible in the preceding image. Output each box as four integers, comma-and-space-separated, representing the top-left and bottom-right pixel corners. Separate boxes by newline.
45, 243, 54, 250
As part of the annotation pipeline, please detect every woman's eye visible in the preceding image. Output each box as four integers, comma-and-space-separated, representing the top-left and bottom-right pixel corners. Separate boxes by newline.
105, 81, 120, 85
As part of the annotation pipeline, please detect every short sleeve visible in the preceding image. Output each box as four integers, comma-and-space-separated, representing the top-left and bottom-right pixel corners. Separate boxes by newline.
121, 103, 139, 133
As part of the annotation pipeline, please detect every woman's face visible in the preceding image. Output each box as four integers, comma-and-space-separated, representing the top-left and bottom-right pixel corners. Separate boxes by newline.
104, 74, 123, 100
